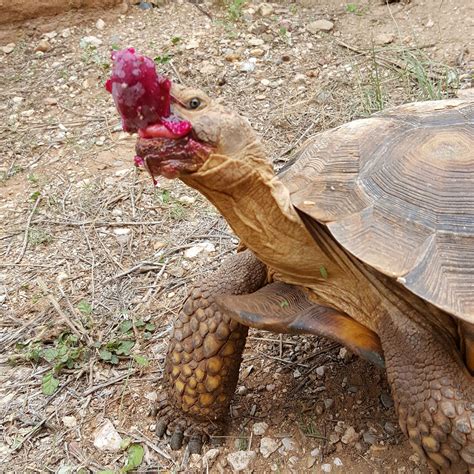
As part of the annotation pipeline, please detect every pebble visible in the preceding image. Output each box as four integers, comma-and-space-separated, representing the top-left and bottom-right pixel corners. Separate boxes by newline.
93, 420, 123, 451
35, 39, 51, 52
248, 38, 265, 46
363, 431, 377, 445
200, 63, 218, 75
96, 19, 106, 30
281, 437, 297, 452
341, 426, 359, 444
62, 416, 77, 428
322, 463, 332, 472
307, 455, 316, 468
202, 448, 220, 468
178, 195, 196, 205
329, 433, 340, 444
333, 457, 343, 467
384, 421, 397, 435
1, 43, 15, 54
260, 437, 280, 458
252, 421, 269, 436
311, 448, 321, 457
315, 365, 325, 377
250, 48, 265, 58
324, 398, 334, 410
80, 36, 103, 48
258, 3, 274, 16
380, 392, 394, 409
44, 97, 58, 105
240, 58, 257, 73
374, 33, 395, 45
184, 242, 216, 259
227, 450, 256, 472
307, 20, 334, 34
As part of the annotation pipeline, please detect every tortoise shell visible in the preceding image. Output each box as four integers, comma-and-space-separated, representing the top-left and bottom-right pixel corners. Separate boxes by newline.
282, 99, 474, 323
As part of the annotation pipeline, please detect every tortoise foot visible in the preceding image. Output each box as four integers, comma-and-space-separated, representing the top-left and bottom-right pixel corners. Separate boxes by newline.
155, 392, 220, 453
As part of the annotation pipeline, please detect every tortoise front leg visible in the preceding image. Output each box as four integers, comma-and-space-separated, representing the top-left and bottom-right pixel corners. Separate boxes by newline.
379, 311, 474, 472
156, 250, 267, 453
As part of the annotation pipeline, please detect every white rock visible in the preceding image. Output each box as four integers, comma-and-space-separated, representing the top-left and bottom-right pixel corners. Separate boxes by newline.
62, 416, 77, 428
144, 391, 158, 402
307, 20, 334, 34
322, 463, 332, 472
96, 19, 106, 30
202, 448, 220, 467
2, 43, 15, 54
252, 421, 269, 436
316, 365, 325, 377
341, 426, 359, 444
281, 437, 297, 452
248, 38, 265, 46
227, 450, 256, 471
293, 73, 307, 85
93, 420, 123, 451
61, 28, 71, 38
333, 457, 343, 467
80, 36, 103, 48
260, 437, 279, 458
186, 39, 200, 50
184, 242, 216, 259
200, 63, 218, 75
258, 3, 274, 16
426, 18, 434, 28
240, 58, 257, 73
113, 228, 131, 236
311, 447, 321, 457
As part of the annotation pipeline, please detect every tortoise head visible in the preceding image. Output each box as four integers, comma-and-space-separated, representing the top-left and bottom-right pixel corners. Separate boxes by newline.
135, 85, 261, 180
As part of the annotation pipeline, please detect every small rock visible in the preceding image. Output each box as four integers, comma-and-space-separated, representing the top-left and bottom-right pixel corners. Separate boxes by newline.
288, 456, 298, 465
35, 39, 51, 52
144, 391, 158, 402
61, 28, 71, 38
80, 36, 103, 48
184, 242, 216, 259
281, 437, 297, 452
322, 463, 332, 472
252, 422, 269, 436
374, 33, 395, 45
260, 437, 279, 458
426, 18, 434, 28
240, 58, 257, 73
293, 368, 301, 378
329, 433, 340, 444
93, 420, 123, 451
307, 20, 334, 34
236, 385, 248, 396
227, 450, 256, 472
1, 43, 15, 54
178, 195, 196, 205
384, 422, 397, 435
409, 453, 421, 465
202, 448, 220, 468
258, 3, 274, 16
333, 457, 343, 467
311, 448, 321, 457
363, 432, 377, 445
186, 39, 200, 50
315, 365, 325, 377
341, 426, 359, 444
292, 73, 307, 85
248, 38, 265, 46
307, 455, 316, 468
250, 48, 265, 58
380, 392, 394, 409
324, 398, 334, 410
266, 383, 275, 392
62, 416, 77, 428
139, 1, 152, 9
96, 19, 106, 30
200, 63, 218, 75
44, 97, 58, 105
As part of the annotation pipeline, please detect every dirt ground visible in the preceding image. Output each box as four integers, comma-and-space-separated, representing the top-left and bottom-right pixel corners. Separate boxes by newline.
1, 0, 473, 473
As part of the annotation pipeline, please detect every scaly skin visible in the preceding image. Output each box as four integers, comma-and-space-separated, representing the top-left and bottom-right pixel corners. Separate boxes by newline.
379, 311, 474, 472
155, 250, 267, 452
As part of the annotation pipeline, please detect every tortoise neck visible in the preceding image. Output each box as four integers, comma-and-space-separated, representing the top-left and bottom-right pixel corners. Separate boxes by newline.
181, 152, 339, 283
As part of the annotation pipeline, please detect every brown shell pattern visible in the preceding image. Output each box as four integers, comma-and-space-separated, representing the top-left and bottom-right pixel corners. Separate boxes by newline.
284, 100, 474, 323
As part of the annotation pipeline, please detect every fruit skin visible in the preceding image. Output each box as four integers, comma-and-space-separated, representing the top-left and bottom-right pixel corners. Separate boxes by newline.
105, 48, 172, 133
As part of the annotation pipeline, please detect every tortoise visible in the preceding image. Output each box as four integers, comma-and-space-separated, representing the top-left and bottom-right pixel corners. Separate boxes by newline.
135, 88, 474, 472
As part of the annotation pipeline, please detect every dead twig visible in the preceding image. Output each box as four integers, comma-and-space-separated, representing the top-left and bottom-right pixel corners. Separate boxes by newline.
15, 194, 42, 264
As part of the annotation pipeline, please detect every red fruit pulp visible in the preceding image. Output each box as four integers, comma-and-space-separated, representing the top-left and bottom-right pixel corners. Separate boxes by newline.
105, 48, 190, 137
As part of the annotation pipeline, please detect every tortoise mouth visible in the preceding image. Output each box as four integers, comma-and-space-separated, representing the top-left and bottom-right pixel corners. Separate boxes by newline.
135, 134, 214, 181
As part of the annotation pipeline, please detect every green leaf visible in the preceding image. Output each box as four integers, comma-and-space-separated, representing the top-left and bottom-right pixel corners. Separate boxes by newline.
77, 300, 92, 315
133, 354, 149, 367
42, 372, 59, 395
171, 36, 181, 45
120, 320, 133, 333
319, 265, 328, 280
134, 319, 145, 328
122, 444, 144, 472
99, 349, 113, 361
145, 323, 155, 331
110, 354, 119, 364
97, 470, 115, 474
116, 340, 135, 356
143, 332, 153, 340
41, 348, 58, 362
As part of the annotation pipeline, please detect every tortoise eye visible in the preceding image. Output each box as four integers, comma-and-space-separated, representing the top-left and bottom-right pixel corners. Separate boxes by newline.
188, 98, 201, 110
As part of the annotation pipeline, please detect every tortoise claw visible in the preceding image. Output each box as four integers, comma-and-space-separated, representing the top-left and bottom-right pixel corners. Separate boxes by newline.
169, 428, 184, 450
188, 435, 203, 454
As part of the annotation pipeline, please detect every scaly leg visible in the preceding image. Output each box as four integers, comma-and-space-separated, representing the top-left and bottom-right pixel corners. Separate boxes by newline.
379, 310, 474, 472
155, 250, 267, 453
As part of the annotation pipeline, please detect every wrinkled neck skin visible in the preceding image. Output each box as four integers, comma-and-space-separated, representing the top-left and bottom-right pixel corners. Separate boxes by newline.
181, 143, 378, 328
